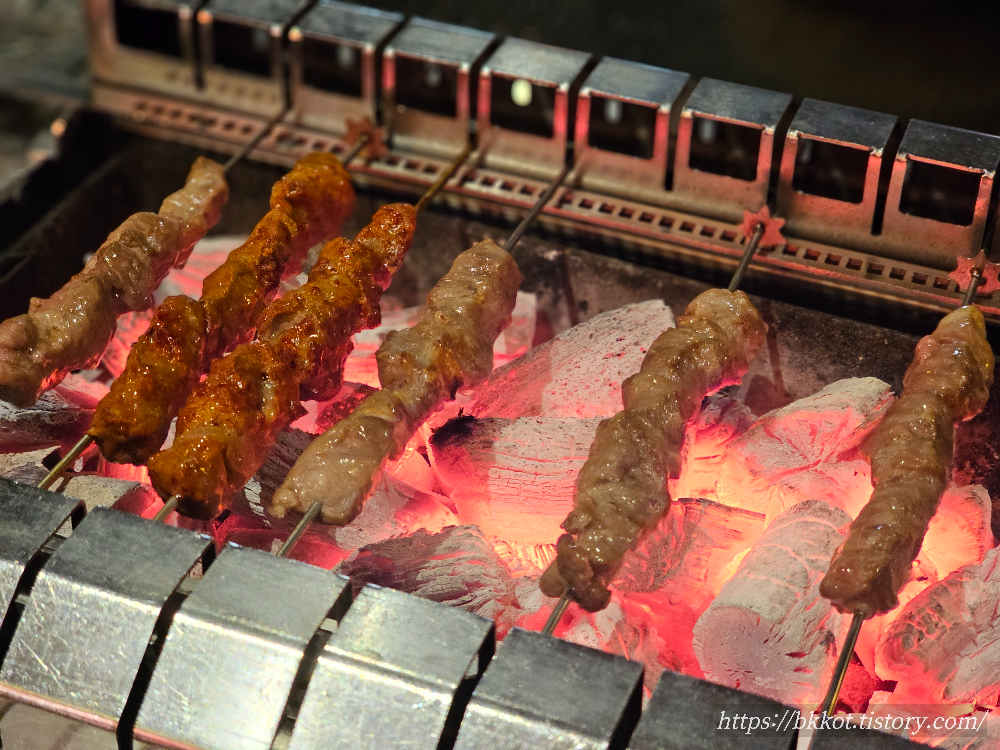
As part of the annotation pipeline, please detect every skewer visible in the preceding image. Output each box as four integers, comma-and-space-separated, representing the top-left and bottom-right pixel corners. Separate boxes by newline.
276, 152, 570, 555
36, 120, 382, 494
541, 208, 775, 636
813, 259, 987, 723
152, 494, 179, 523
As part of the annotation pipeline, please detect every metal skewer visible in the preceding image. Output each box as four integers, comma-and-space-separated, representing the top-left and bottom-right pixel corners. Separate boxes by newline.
542, 210, 774, 637
38, 434, 93, 490
153, 494, 180, 523
814, 260, 987, 722
223, 105, 290, 173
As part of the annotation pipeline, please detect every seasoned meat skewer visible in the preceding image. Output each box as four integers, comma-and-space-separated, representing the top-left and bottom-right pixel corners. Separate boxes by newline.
147, 203, 416, 519
0, 157, 228, 408
820, 304, 994, 617
269, 239, 523, 525
538, 288, 768, 612
89, 152, 355, 466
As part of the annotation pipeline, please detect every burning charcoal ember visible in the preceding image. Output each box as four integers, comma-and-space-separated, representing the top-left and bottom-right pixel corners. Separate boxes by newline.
336, 525, 518, 624
692, 499, 853, 706
101, 309, 152, 379
468, 299, 675, 419
60, 473, 159, 515
0, 373, 108, 452
716, 377, 894, 522
97, 454, 150, 484
669, 392, 754, 503
875, 547, 1000, 706
613, 497, 767, 612
494, 540, 557, 577
428, 415, 602, 547
491, 290, 537, 369
329, 474, 458, 551
0, 446, 59, 485
855, 484, 992, 676
304, 382, 375, 434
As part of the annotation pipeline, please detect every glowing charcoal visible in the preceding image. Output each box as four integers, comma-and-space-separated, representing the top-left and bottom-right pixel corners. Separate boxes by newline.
876, 547, 1000, 706
428, 415, 602, 547
468, 299, 675, 419
715, 377, 894, 522
692, 499, 853, 707
0, 373, 108, 452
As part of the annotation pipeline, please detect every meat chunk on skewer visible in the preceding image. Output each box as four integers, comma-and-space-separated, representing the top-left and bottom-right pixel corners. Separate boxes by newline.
0, 157, 228, 407
539, 288, 768, 612
89, 153, 355, 466
269, 239, 523, 525
147, 204, 416, 519
820, 305, 994, 617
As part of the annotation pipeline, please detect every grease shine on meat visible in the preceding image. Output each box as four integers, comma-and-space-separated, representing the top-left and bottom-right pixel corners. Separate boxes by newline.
540, 288, 768, 612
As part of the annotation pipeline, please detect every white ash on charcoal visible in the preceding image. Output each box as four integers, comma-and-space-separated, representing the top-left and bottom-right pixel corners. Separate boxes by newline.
0, 373, 107, 452
493, 540, 557, 577
613, 497, 766, 612
337, 525, 518, 627
716, 377, 894, 522
235, 428, 316, 524
344, 291, 537, 388
875, 546, 1000, 707
59, 473, 160, 515
328, 473, 458, 552
669, 392, 754, 503
468, 299, 675, 419
428, 415, 602, 547
0, 445, 60, 485
855, 484, 992, 677
693, 499, 853, 707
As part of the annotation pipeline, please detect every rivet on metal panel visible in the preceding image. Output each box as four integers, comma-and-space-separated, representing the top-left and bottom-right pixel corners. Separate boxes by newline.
0, 507, 212, 749
133, 545, 351, 750
287, 584, 494, 750
453, 627, 643, 750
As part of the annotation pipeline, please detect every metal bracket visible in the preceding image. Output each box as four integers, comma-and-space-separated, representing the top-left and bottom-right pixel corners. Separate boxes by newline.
877, 119, 1000, 270
477, 38, 591, 180
197, 0, 302, 115
290, 0, 402, 136
671, 77, 792, 223
133, 544, 350, 750
0, 508, 211, 749
571, 57, 689, 207
382, 17, 495, 160
627, 669, 796, 750
776, 98, 897, 254
809, 727, 926, 749
453, 628, 643, 750
0, 479, 82, 633
287, 583, 494, 750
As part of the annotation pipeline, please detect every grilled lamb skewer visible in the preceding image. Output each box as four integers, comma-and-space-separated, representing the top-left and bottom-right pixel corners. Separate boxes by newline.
268, 238, 523, 525
538, 287, 768, 612
88, 152, 355, 466
820, 304, 994, 617
146, 203, 416, 519
0, 157, 229, 408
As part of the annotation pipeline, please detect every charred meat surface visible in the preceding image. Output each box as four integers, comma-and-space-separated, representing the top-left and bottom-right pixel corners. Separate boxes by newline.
270, 239, 523, 525
539, 288, 768, 612
0, 157, 228, 408
90, 153, 355, 466
148, 204, 416, 519
820, 305, 995, 616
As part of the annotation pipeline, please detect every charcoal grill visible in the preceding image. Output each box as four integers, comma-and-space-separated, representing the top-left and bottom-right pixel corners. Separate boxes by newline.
0, 0, 998, 747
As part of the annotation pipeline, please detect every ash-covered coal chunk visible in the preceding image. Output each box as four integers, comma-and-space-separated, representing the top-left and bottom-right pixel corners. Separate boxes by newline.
429, 415, 602, 547
716, 377, 893, 523
693, 499, 853, 707
613, 497, 766, 611
0, 445, 60, 485
468, 299, 675, 419
60, 473, 160, 515
875, 546, 1000, 706
337, 525, 517, 623
0, 374, 107, 452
